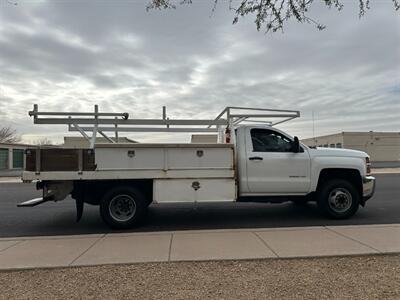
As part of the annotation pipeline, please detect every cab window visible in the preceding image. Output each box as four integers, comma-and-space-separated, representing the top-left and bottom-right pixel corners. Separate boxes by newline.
250, 128, 293, 152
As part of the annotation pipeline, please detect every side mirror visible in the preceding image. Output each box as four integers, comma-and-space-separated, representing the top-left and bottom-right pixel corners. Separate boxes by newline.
292, 136, 300, 153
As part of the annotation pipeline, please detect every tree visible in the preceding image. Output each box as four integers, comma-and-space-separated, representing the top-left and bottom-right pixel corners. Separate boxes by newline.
147, 0, 400, 32
34, 138, 53, 146
0, 126, 20, 143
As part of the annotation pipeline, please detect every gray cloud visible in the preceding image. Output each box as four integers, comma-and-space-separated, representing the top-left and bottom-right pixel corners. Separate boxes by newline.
0, 0, 399, 143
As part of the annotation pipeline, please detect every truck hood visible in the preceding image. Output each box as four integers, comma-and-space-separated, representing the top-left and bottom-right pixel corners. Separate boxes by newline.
309, 147, 368, 158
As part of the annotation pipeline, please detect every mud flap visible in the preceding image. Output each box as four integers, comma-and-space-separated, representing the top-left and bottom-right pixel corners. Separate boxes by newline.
75, 197, 84, 222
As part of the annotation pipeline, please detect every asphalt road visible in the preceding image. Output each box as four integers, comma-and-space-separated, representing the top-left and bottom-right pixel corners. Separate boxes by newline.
0, 174, 399, 238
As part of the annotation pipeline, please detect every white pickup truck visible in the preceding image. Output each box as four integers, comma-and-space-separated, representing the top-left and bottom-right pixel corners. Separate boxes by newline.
20, 105, 375, 229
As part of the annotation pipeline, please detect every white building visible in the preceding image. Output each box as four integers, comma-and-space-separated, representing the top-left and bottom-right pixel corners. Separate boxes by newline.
302, 131, 400, 164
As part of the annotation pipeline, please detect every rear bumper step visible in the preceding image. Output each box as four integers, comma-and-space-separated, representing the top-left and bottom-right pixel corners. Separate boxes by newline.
17, 197, 51, 207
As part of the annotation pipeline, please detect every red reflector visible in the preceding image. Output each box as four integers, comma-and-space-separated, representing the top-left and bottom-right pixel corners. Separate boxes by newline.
225, 128, 231, 143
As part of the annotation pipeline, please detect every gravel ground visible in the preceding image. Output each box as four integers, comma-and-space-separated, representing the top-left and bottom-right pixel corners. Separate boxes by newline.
1, 255, 399, 300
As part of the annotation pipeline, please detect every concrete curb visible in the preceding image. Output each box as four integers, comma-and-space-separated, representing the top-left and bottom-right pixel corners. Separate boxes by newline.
371, 168, 400, 174
1, 223, 399, 242
0, 224, 399, 271
0, 177, 23, 183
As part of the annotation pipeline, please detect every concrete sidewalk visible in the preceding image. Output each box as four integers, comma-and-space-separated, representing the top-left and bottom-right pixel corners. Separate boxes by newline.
0, 224, 399, 270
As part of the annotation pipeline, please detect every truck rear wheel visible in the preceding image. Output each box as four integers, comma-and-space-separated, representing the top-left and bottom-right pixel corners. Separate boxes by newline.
100, 186, 147, 229
317, 179, 360, 219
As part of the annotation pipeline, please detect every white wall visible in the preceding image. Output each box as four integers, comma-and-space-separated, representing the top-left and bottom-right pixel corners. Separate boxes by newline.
302, 133, 344, 148
302, 132, 400, 162
344, 132, 400, 162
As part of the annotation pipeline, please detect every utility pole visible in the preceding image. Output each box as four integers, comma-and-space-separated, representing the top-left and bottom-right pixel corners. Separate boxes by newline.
312, 110, 316, 146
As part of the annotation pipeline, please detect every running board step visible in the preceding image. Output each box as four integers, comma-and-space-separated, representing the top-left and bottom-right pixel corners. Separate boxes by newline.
17, 198, 50, 207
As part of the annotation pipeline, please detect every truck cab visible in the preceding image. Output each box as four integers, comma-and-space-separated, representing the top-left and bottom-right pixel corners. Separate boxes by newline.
236, 125, 375, 218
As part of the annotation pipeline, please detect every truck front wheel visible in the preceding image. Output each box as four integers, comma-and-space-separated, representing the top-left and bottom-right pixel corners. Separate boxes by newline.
100, 186, 147, 229
317, 179, 360, 219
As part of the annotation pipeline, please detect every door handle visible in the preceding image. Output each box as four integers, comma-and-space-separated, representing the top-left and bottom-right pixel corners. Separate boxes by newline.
249, 156, 263, 161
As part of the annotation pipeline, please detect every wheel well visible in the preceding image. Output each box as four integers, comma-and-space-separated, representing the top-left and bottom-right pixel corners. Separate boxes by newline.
317, 168, 362, 196
71, 179, 153, 205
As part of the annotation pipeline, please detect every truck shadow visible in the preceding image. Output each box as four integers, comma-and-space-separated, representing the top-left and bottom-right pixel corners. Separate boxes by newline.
1, 199, 380, 238
143, 202, 373, 232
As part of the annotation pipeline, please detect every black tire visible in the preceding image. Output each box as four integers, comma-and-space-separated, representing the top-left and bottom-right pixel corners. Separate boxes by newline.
100, 186, 147, 229
317, 179, 360, 219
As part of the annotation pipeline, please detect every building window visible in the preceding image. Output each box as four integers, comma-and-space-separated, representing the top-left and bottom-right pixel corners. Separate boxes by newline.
12, 149, 24, 169
336, 143, 342, 148
323, 144, 328, 148
0, 149, 8, 170
330, 144, 335, 148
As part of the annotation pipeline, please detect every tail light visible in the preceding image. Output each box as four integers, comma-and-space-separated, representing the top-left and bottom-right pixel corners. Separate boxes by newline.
365, 157, 371, 175
225, 128, 231, 143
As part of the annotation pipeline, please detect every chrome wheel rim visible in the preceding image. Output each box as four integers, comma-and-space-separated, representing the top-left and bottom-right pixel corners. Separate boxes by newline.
109, 194, 136, 222
328, 188, 352, 213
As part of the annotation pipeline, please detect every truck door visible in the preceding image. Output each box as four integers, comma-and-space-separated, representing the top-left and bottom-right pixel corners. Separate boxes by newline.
245, 127, 311, 194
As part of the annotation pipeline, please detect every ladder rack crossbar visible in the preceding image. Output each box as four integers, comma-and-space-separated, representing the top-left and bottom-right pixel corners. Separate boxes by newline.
69, 127, 219, 133
208, 106, 300, 128
33, 118, 228, 126
229, 113, 299, 118
30, 111, 129, 118
29, 104, 129, 119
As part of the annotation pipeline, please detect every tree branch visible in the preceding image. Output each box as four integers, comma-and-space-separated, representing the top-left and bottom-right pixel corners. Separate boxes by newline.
148, 0, 399, 32
0, 126, 20, 144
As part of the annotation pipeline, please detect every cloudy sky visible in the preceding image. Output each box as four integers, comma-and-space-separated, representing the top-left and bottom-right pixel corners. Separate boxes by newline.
0, 0, 399, 143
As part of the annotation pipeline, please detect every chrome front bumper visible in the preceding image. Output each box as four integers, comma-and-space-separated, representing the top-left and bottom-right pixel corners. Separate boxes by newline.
363, 176, 375, 201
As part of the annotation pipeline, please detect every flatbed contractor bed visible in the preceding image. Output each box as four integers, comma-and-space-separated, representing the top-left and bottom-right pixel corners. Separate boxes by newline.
20, 105, 375, 229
